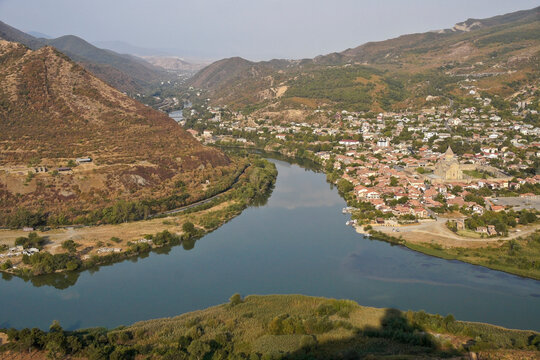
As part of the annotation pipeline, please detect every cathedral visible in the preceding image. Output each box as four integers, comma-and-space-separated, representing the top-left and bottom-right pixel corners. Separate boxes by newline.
434, 147, 463, 180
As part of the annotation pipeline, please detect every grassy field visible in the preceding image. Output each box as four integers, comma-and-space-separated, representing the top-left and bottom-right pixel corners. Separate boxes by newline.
463, 169, 491, 179
2, 294, 539, 359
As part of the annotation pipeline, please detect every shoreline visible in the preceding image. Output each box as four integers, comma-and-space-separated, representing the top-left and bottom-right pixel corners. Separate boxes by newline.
0, 157, 278, 282
356, 225, 540, 280
217, 143, 540, 280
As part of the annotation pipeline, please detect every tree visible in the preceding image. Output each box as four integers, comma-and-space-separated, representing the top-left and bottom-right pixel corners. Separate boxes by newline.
182, 221, 195, 235
229, 293, 243, 306
444, 314, 455, 330
337, 179, 353, 194
61, 240, 79, 253
15, 232, 46, 249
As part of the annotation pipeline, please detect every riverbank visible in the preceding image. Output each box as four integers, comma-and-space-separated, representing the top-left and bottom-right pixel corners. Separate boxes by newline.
0, 157, 277, 280
217, 143, 540, 280
2, 294, 538, 359
362, 227, 540, 280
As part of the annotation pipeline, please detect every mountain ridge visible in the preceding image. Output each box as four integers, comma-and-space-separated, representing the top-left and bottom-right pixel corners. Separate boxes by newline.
0, 21, 170, 94
188, 6, 539, 112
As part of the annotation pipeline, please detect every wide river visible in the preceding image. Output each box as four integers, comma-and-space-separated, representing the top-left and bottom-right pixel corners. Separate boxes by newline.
1, 160, 539, 331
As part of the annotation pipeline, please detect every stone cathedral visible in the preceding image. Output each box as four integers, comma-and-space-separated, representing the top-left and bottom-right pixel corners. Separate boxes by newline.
434, 147, 463, 180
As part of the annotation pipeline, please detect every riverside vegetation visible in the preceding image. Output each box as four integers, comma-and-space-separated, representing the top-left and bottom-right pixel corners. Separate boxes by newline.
0, 157, 277, 280
1, 295, 538, 359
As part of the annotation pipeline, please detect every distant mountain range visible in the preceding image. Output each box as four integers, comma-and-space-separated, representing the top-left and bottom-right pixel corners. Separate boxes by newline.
189, 6, 539, 112
92, 40, 173, 57
26, 30, 52, 39
142, 56, 209, 73
0, 21, 172, 94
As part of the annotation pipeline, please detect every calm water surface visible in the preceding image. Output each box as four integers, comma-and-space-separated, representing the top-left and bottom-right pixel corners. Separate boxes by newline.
1, 160, 539, 330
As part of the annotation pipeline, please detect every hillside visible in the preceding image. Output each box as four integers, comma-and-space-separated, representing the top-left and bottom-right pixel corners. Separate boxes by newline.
188, 6, 539, 113
0, 40, 237, 226
1, 295, 539, 359
0, 21, 170, 94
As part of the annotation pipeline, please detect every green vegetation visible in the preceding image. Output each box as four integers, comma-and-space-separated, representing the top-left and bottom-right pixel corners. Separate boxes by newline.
285, 65, 381, 111
229, 293, 244, 306
15, 232, 46, 249
21, 251, 82, 275
2, 295, 538, 359
61, 239, 80, 253
406, 231, 540, 280
463, 169, 491, 179
464, 209, 537, 236
3, 158, 278, 280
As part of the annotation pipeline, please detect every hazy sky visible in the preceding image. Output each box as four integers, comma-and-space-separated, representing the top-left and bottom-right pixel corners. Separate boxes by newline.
0, 0, 538, 60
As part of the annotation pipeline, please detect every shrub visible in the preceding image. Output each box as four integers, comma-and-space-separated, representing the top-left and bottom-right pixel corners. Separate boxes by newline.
182, 221, 195, 235
15, 232, 46, 249
229, 293, 243, 306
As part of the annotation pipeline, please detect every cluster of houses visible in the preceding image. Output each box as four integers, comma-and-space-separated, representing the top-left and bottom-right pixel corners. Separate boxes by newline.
0, 245, 39, 259
330, 146, 539, 222
179, 87, 538, 229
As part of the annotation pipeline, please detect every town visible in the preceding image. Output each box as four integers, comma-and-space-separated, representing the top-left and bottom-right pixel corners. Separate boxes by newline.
179, 84, 539, 245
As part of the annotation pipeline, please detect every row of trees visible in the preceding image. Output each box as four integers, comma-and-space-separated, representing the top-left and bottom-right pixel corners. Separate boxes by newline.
465, 209, 538, 235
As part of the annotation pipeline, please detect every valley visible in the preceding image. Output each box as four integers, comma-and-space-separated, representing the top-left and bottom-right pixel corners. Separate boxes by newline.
0, 3, 538, 359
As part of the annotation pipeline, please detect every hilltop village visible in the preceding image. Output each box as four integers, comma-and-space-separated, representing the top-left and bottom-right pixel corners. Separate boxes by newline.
180, 87, 540, 247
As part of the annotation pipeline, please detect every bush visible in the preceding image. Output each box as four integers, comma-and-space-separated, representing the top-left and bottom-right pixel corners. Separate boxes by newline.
61, 239, 79, 253
229, 293, 243, 306
15, 232, 46, 249
182, 221, 195, 235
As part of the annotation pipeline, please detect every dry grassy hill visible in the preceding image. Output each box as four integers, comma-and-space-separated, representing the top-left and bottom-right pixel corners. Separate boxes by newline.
0, 40, 238, 226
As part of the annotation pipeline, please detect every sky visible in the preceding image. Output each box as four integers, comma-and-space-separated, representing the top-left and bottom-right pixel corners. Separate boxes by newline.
0, 0, 538, 61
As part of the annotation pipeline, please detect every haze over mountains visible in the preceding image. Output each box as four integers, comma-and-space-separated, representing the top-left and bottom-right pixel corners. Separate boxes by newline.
188, 6, 539, 113
0, 21, 195, 94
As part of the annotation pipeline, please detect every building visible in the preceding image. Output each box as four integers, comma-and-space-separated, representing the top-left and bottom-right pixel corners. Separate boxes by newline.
376, 138, 390, 147
434, 147, 463, 180
339, 139, 360, 147
76, 157, 92, 164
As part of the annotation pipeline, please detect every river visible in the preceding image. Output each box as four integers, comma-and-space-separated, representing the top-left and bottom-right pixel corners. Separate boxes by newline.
0, 160, 538, 331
